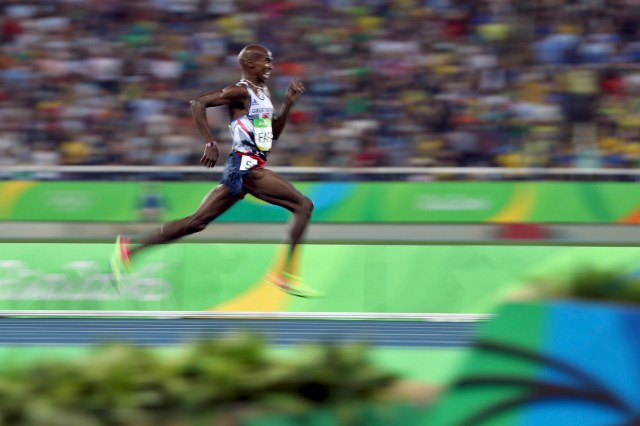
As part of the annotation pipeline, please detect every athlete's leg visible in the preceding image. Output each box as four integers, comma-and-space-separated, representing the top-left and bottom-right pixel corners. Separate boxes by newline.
110, 184, 241, 289
242, 168, 314, 274
129, 184, 241, 258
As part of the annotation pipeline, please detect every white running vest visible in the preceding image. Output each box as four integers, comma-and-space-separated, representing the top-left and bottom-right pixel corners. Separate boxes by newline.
228, 81, 274, 159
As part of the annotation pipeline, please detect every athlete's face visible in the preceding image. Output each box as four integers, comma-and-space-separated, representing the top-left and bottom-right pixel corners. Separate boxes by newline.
254, 51, 274, 83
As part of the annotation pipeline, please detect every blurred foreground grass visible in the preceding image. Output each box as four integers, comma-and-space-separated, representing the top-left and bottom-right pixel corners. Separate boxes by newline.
0, 334, 436, 425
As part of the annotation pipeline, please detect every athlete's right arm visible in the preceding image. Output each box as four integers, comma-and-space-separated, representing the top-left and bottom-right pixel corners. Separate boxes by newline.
190, 85, 247, 168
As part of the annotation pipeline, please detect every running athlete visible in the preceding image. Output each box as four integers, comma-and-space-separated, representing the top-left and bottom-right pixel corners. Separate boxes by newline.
110, 44, 321, 298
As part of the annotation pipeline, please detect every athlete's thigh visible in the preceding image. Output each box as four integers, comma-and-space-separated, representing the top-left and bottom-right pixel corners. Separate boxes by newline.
242, 168, 305, 211
193, 184, 242, 220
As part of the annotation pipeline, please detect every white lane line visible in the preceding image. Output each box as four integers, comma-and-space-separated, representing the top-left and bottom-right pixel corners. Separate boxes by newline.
0, 310, 492, 321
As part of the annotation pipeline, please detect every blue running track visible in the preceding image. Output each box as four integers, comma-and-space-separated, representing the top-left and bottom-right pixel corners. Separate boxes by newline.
0, 318, 480, 348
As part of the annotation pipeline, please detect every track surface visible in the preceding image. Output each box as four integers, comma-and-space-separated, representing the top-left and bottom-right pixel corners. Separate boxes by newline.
0, 318, 480, 348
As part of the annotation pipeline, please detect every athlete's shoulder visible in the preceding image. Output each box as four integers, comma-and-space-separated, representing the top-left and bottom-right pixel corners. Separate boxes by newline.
220, 83, 249, 100
224, 82, 249, 91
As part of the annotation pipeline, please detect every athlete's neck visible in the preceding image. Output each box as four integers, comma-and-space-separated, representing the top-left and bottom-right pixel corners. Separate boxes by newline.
242, 79, 263, 90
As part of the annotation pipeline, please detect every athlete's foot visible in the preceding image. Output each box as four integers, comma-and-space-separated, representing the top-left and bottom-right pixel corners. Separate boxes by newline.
266, 272, 324, 298
109, 235, 132, 293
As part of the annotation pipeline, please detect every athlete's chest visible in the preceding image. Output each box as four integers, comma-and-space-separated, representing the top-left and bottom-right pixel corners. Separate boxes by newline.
247, 91, 274, 118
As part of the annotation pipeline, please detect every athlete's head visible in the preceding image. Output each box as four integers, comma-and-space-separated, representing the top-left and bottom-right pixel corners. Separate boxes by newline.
238, 44, 273, 83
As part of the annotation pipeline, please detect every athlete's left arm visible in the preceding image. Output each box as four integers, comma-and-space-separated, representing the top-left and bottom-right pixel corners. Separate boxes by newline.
272, 79, 306, 140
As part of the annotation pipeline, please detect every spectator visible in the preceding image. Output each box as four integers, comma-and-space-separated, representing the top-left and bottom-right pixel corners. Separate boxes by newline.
1, 0, 640, 179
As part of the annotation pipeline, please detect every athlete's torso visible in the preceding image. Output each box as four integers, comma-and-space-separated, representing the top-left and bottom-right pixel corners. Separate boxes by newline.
228, 80, 274, 160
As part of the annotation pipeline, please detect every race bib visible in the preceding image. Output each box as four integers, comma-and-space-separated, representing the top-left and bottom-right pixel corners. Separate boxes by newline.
253, 117, 273, 151
239, 155, 258, 171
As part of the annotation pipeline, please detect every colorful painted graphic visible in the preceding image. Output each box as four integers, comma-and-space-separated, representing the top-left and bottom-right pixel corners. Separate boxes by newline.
1, 243, 640, 314
427, 301, 640, 425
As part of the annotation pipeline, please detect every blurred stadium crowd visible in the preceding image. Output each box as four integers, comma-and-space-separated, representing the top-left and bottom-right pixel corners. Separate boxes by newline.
2, 0, 640, 172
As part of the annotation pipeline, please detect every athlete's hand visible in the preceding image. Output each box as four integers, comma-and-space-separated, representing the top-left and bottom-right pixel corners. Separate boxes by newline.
285, 79, 306, 105
200, 143, 219, 168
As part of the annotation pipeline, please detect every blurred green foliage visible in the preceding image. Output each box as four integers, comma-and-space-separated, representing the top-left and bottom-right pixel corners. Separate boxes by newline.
523, 266, 640, 304
0, 334, 415, 425
568, 268, 640, 303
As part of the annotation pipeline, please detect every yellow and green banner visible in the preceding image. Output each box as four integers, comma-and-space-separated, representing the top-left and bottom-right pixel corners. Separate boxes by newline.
2, 181, 640, 223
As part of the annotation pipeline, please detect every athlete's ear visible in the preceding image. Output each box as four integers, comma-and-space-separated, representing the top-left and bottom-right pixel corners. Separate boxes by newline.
239, 57, 254, 68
